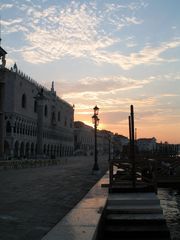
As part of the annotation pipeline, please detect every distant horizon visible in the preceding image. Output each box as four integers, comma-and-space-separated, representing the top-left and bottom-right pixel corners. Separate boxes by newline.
73, 118, 180, 144
1, 0, 180, 144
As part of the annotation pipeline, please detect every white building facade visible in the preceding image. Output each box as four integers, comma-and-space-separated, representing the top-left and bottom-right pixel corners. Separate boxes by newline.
1, 65, 74, 160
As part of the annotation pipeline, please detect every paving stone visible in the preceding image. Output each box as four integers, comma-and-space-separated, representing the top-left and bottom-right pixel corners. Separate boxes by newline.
0, 156, 108, 240
42, 226, 96, 240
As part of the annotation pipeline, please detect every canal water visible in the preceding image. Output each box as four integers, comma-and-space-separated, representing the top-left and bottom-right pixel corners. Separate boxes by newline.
158, 188, 180, 240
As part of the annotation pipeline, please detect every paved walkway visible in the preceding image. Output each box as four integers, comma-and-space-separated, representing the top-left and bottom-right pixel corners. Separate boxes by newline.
0, 156, 109, 240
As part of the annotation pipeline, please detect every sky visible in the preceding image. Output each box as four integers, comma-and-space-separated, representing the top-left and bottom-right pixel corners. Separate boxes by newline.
1, 0, 180, 143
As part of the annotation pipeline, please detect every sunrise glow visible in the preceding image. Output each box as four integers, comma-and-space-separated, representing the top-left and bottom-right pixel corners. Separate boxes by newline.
1, 0, 180, 143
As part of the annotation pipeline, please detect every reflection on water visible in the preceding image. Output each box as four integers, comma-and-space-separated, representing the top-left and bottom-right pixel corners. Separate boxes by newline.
158, 188, 180, 240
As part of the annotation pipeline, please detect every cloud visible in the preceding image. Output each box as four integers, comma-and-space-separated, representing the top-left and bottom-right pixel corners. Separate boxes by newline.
1, 18, 22, 26
2, 1, 146, 66
3, 1, 180, 70
58, 72, 180, 122
18, 2, 118, 63
0, 4, 13, 10
59, 75, 151, 96
126, 42, 137, 48
58, 75, 156, 116
104, 1, 146, 31
159, 93, 179, 98
116, 16, 143, 30
91, 39, 180, 69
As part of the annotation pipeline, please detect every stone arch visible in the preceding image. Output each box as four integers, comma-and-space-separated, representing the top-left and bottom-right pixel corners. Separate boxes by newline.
54, 145, 56, 157
35, 144, 37, 155
30, 125, 32, 136
22, 123, 25, 135
19, 122, 22, 134
14, 141, 19, 159
57, 145, 60, 157
25, 142, 29, 158
14, 122, 16, 133
6, 121, 11, 134
61, 146, 64, 157
20, 142, 25, 158
33, 125, 36, 136
65, 146, 68, 156
27, 125, 30, 136
4, 141, 10, 159
25, 124, 28, 135
31, 142, 34, 157
16, 122, 20, 134
47, 144, 50, 157
60, 144, 62, 157
50, 145, 54, 158
32, 126, 34, 136
43, 144, 46, 155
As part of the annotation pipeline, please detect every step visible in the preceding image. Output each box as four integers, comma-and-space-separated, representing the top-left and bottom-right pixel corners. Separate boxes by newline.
109, 185, 155, 193
109, 192, 157, 198
108, 192, 158, 200
106, 213, 166, 223
105, 225, 170, 238
105, 218, 166, 226
106, 205, 163, 214
103, 236, 171, 240
107, 199, 160, 206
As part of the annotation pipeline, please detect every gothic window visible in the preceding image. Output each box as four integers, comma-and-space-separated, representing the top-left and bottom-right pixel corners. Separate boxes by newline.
51, 111, 56, 125
34, 100, 37, 113
17, 123, 19, 134
22, 126, 25, 135
58, 111, 61, 121
44, 105, 48, 117
64, 118, 67, 127
22, 94, 26, 108
20, 124, 22, 134
6, 121, 11, 133
14, 124, 16, 133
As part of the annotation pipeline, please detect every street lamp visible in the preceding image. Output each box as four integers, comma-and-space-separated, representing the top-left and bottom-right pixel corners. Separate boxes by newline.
92, 105, 100, 172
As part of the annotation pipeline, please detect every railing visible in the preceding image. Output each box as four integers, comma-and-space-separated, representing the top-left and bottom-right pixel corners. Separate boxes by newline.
109, 157, 158, 193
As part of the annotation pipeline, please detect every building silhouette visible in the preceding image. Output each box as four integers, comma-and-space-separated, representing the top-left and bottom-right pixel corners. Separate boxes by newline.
74, 121, 114, 157
0, 63, 74, 160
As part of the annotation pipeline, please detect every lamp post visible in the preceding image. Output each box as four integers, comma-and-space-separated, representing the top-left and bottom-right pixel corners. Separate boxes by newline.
92, 105, 100, 172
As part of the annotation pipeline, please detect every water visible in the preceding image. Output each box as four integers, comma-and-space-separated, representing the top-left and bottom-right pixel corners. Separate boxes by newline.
158, 188, 180, 240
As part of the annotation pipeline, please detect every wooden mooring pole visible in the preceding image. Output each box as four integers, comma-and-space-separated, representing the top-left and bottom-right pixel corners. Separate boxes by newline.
129, 105, 136, 188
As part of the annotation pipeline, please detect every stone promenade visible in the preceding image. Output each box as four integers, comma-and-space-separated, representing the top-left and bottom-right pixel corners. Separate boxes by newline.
0, 156, 109, 240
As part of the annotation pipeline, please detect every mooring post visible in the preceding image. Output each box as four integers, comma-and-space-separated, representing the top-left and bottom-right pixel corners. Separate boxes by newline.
130, 105, 136, 188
